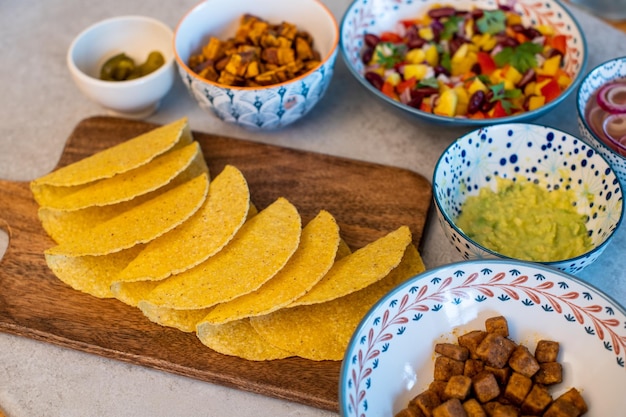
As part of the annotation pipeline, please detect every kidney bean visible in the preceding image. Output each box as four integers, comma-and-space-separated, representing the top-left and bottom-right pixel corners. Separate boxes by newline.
481, 90, 496, 112
449, 37, 466, 57
467, 90, 486, 114
495, 34, 519, 48
471, 9, 484, 19
498, 4, 513, 11
364, 71, 384, 90
407, 93, 424, 109
415, 86, 439, 96
547, 47, 564, 60
524, 27, 542, 40
510, 24, 526, 33
361, 48, 373, 64
431, 20, 444, 42
471, 62, 482, 75
364, 33, 381, 49
407, 37, 426, 49
434, 65, 450, 77
405, 25, 426, 49
517, 69, 536, 89
428, 6, 457, 19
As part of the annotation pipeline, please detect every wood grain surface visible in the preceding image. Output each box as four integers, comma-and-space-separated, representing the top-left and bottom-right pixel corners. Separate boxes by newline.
0, 116, 433, 412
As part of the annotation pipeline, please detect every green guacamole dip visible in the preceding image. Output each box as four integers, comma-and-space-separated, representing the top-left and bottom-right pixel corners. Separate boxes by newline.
456, 178, 592, 262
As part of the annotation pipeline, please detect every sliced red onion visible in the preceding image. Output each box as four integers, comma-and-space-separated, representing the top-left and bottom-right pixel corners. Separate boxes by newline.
603, 113, 626, 143
596, 82, 626, 114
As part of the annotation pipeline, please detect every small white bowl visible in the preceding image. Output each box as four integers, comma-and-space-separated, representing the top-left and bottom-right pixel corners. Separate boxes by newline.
174, 0, 339, 130
67, 16, 176, 119
340, 259, 626, 416
576, 56, 626, 188
432, 123, 623, 274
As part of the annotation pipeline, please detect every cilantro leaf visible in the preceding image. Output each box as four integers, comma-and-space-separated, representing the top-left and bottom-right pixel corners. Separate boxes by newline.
441, 15, 464, 41
440, 51, 452, 73
489, 82, 522, 114
373, 42, 406, 69
494, 42, 543, 73
418, 77, 439, 89
476, 10, 506, 35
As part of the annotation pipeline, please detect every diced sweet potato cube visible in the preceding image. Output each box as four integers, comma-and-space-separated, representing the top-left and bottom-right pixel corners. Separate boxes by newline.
410, 389, 442, 417
473, 371, 501, 403
247, 21, 269, 45
436, 343, 470, 361
485, 316, 510, 337
543, 398, 580, 417
458, 330, 487, 360
464, 359, 485, 379
463, 398, 487, 417
396, 406, 427, 417
434, 356, 465, 381
555, 388, 587, 415
202, 37, 226, 61
508, 345, 540, 378
433, 398, 467, 417
277, 21, 298, 40
476, 334, 516, 368
503, 372, 533, 406
444, 375, 472, 401
520, 384, 553, 415
533, 362, 562, 385
535, 340, 560, 363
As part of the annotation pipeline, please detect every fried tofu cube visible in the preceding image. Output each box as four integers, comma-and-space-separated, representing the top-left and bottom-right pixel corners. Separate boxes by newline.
410, 389, 442, 417
444, 375, 472, 401
476, 334, 516, 368
464, 359, 485, 379
535, 340, 560, 363
434, 356, 465, 381
295, 36, 315, 61
463, 398, 487, 417
556, 388, 588, 415
485, 316, 510, 337
276, 21, 298, 40
533, 362, 563, 385
508, 345, 540, 378
473, 371, 501, 403
458, 330, 488, 360
433, 398, 467, 417
487, 402, 520, 417
543, 398, 581, 417
436, 343, 470, 362
430, 380, 448, 401
503, 372, 533, 406
520, 384, 553, 415
396, 406, 427, 417
484, 365, 511, 386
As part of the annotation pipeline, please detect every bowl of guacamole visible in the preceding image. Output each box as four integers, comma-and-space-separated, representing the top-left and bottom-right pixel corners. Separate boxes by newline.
433, 123, 624, 274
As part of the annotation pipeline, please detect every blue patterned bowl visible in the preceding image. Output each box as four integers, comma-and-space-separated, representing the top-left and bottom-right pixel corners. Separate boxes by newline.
174, 0, 339, 130
339, 259, 626, 416
433, 123, 623, 274
576, 56, 626, 188
339, 0, 587, 126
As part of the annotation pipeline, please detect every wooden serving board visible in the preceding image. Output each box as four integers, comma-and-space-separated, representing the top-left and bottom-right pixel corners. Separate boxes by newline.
0, 116, 432, 412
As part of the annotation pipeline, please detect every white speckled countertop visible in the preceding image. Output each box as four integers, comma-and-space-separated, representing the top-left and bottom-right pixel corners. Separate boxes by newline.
0, 1, 625, 416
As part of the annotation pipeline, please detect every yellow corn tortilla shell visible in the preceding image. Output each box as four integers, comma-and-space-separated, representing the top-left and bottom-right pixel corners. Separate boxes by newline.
32, 142, 202, 210
288, 225, 412, 307
143, 197, 302, 310
45, 172, 209, 257
138, 302, 212, 333
110, 280, 162, 307
196, 319, 292, 361
250, 244, 425, 361
45, 245, 144, 298
198, 210, 340, 325
38, 154, 208, 245
115, 165, 251, 282
30, 117, 192, 188
336, 238, 352, 260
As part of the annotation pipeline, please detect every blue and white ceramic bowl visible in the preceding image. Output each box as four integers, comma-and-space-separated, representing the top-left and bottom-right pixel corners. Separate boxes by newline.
174, 0, 339, 130
339, 259, 626, 416
577, 56, 626, 188
433, 123, 623, 274
340, 0, 587, 126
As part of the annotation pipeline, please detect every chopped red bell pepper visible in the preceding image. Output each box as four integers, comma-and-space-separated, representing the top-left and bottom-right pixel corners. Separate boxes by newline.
476, 52, 497, 75
491, 101, 508, 118
396, 77, 417, 94
550, 34, 567, 55
380, 31, 403, 43
540, 79, 561, 103
381, 81, 396, 98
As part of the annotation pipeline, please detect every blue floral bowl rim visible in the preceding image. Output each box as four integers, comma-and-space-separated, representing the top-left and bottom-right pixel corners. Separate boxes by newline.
431, 122, 625, 265
575, 55, 626, 160
338, 257, 626, 416
338, 0, 589, 126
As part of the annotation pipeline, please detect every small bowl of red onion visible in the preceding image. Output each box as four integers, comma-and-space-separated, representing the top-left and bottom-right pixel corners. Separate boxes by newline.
577, 56, 626, 187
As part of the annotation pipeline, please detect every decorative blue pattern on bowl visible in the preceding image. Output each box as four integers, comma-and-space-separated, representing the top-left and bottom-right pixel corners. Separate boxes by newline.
339, 259, 626, 417
576, 56, 626, 188
339, 0, 587, 126
433, 123, 623, 274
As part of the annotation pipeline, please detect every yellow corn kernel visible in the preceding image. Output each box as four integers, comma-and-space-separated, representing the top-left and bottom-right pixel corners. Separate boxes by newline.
425, 45, 439, 67
403, 64, 429, 81
405, 48, 426, 65
468, 78, 488, 95
537, 55, 561, 77
528, 95, 546, 110
434, 89, 458, 117
419, 27, 434, 41
385, 72, 401, 86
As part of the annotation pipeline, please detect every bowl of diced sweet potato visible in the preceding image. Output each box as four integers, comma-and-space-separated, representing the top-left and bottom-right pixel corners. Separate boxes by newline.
174, 0, 339, 130
339, 259, 626, 417
339, 0, 587, 125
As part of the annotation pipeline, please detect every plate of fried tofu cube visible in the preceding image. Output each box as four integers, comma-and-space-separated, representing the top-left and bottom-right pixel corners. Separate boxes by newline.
340, 259, 626, 417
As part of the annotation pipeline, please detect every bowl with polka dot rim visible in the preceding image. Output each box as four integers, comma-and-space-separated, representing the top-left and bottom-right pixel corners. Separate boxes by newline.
432, 123, 624, 274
